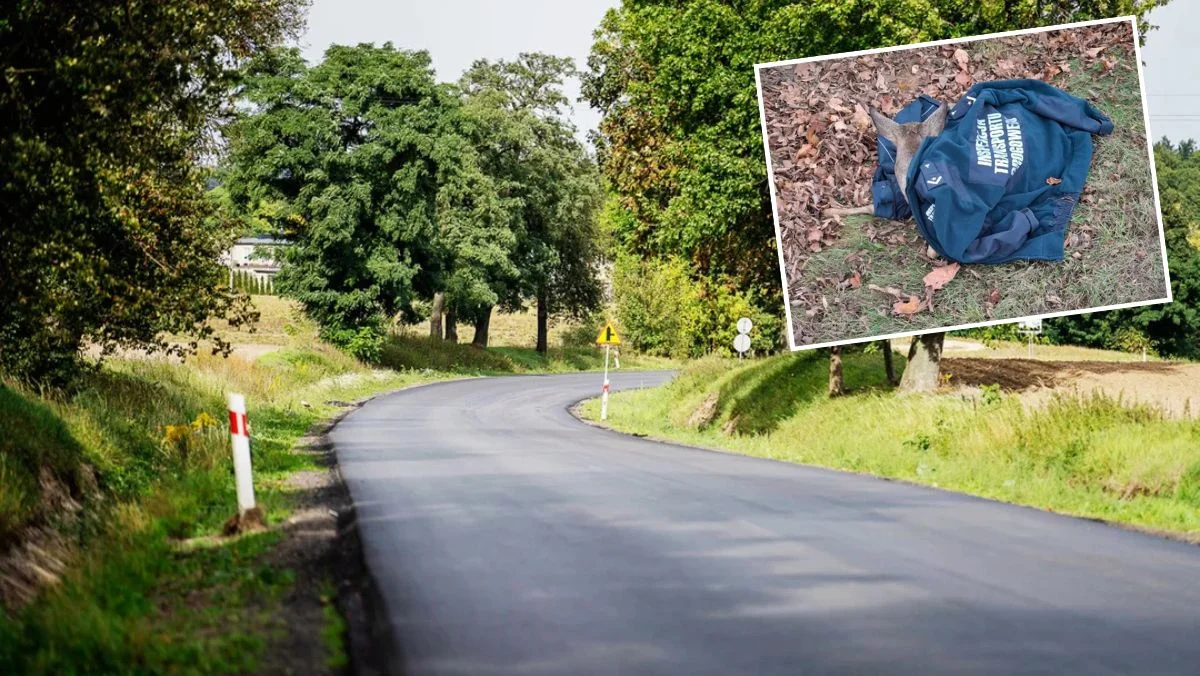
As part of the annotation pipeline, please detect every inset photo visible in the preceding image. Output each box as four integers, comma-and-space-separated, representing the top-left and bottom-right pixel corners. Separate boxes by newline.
755, 17, 1170, 350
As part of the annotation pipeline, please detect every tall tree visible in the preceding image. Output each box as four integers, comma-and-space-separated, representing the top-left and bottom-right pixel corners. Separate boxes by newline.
458, 54, 604, 352
222, 44, 468, 357
0, 0, 305, 383
585, 0, 1168, 387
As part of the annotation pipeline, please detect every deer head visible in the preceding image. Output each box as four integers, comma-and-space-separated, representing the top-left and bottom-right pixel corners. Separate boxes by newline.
869, 103, 949, 206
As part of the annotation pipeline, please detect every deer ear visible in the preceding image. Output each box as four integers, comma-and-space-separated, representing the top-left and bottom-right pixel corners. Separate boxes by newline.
869, 107, 901, 142
920, 102, 949, 136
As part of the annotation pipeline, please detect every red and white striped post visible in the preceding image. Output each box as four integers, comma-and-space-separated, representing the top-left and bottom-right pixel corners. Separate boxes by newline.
227, 393, 256, 516
601, 345, 611, 421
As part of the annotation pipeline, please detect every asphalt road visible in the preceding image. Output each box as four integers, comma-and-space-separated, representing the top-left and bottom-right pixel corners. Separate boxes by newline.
332, 371, 1200, 675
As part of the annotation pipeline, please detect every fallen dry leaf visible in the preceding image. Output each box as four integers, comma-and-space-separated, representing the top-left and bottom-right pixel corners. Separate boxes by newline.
984, 288, 1000, 319
755, 20, 1133, 340
923, 262, 961, 290
953, 48, 969, 70
849, 271, 862, 288
851, 103, 872, 130
1046, 176, 1063, 185
893, 295, 921, 315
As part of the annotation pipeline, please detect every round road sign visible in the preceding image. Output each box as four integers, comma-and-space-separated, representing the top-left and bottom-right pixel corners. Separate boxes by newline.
736, 317, 753, 335
733, 333, 751, 354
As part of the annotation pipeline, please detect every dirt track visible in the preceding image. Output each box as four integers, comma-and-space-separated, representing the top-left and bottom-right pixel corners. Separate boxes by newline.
944, 357, 1200, 418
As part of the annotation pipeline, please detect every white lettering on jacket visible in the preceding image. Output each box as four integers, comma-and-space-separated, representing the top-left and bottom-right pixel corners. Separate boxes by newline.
974, 111, 1024, 176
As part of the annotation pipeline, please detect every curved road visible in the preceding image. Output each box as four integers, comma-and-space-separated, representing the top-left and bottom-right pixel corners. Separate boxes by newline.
332, 372, 1200, 675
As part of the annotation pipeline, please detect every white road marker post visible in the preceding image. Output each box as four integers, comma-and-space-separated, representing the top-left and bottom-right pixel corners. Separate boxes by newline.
227, 393, 256, 516
595, 321, 621, 421
601, 344, 611, 421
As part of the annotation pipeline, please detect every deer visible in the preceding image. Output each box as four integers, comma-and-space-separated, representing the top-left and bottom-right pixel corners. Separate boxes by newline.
821, 103, 949, 219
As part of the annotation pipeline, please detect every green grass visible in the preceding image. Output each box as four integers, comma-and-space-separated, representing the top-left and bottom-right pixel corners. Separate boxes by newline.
380, 333, 678, 375
0, 340, 448, 673
580, 353, 1200, 536
0, 526, 296, 675
794, 35, 1166, 345
0, 292, 673, 673
319, 580, 349, 671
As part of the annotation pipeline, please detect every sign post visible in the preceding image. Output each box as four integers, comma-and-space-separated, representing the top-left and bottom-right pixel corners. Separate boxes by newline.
1016, 318, 1043, 360
227, 393, 256, 516
595, 322, 622, 420
734, 317, 753, 359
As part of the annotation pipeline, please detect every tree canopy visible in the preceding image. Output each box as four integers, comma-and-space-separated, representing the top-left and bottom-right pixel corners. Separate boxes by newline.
0, 0, 305, 383
583, 0, 1169, 359
222, 44, 458, 355
221, 46, 605, 356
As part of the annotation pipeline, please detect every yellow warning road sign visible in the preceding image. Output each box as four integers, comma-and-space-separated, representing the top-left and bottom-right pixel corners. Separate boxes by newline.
595, 322, 622, 345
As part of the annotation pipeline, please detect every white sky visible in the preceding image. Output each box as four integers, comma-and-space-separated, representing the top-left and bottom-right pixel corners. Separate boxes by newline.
296, 1, 1200, 147
1140, 1, 1200, 144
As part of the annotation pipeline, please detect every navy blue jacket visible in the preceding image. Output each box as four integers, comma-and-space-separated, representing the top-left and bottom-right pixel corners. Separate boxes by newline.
872, 94, 944, 220
904, 80, 1113, 264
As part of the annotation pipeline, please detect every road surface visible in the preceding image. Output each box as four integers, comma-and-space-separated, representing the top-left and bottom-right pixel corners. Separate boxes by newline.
332, 371, 1200, 675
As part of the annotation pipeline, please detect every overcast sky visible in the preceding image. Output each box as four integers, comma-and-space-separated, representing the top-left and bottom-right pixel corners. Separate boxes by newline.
1139, 1, 1200, 144
296, 0, 617, 141
296, 1, 1199, 146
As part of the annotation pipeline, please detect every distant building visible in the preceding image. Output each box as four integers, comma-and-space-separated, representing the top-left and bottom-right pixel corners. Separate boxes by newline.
221, 236, 290, 286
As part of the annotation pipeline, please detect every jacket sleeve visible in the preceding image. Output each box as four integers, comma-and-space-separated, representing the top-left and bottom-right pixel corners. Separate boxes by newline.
988, 79, 1114, 136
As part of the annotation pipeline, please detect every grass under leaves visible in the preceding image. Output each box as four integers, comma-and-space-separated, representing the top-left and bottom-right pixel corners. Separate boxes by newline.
579, 352, 1200, 537
797, 34, 1167, 345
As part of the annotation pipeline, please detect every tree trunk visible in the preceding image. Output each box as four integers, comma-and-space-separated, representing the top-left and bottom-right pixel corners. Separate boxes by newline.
536, 286, 549, 354
445, 307, 458, 343
828, 346, 844, 397
898, 332, 945, 392
881, 339, 897, 385
472, 306, 492, 348
430, 292, 444, 340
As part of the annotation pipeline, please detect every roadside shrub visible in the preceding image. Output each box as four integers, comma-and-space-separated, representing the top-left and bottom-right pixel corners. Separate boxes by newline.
612, 254, 703, 358
953, 323, 1040, 347
979, 383, 1003, 406
612, 253, 783, 358
1111, 327, 1155, 357
378, 334, 515, 373
693, 282, 784, 356
559, 310, 606, 348
320, 324, 384, 364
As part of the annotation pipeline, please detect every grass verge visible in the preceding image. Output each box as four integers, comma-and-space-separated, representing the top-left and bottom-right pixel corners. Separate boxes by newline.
578, 352, 1200, 537
380, 333, 678, 374
0, 343, 450, 674
1, 296, 675, 673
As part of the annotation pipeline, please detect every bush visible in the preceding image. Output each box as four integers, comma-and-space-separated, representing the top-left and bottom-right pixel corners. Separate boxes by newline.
611, 254, 703, 358
611, 253, 783, 358
559, 319, 602, 348
378, 334, 515, 373
319, 324, 384, 364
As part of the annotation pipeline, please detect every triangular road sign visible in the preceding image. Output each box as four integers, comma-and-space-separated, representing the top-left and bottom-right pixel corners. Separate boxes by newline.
595, 322, 622, 345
